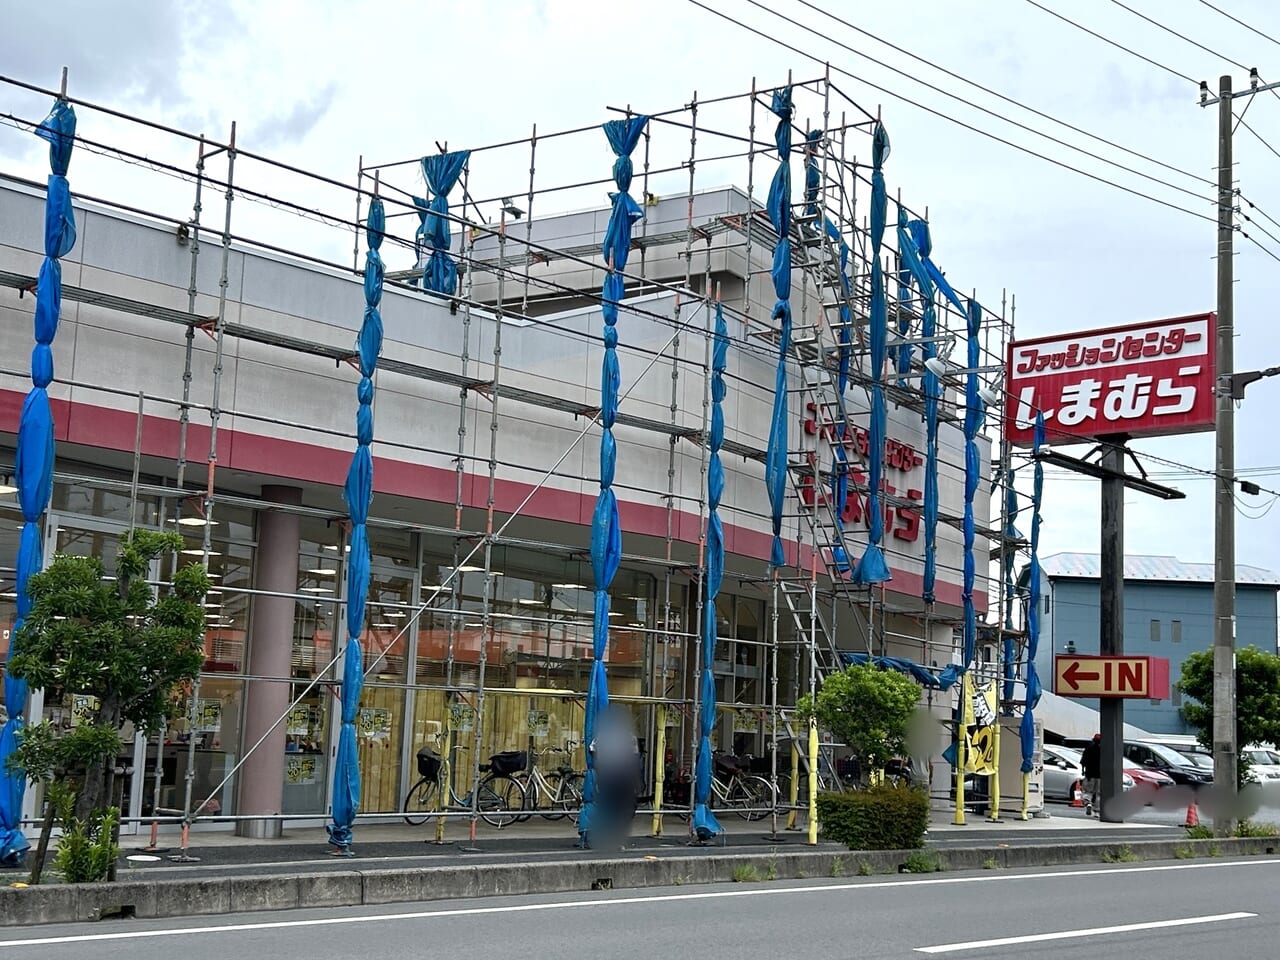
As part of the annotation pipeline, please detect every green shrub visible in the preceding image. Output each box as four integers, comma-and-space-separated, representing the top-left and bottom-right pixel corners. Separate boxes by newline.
1185, 824, 1214, 840
731, 864, 760, 883
1101, 845, 1139, 863
50, 784, 119, 884
816, 783, 929, 850
1235, 820, 1280, 838
903, 850, 943, 873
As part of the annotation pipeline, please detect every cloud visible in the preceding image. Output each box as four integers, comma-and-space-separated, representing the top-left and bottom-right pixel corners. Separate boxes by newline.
250, 83, 339, 151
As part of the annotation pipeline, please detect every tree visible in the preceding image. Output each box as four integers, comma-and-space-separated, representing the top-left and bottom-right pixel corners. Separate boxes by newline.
5, 529, 209, 881
1177, 646, 1280, 783
799, 662, 922, 778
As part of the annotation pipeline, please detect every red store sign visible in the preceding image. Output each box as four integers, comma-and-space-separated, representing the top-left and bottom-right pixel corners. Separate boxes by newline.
800, 404, 923, 543
1004, 313, 1216, 447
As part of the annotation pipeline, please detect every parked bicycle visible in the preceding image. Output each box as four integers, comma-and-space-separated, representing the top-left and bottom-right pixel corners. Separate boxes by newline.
402, 737, 526, 829
710, 753, 776, 821
515, 742, 585, 823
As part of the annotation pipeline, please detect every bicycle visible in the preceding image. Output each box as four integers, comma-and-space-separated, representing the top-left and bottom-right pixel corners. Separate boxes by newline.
402, 739, 527, 829
515, 742, 585, 823
710, 753, 776, 821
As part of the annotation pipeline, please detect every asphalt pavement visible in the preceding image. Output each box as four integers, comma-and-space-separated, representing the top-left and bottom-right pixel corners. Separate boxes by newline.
3, 855, 1276, 958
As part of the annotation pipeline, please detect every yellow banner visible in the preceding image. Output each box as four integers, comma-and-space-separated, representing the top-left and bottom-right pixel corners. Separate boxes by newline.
963, 677, 998, 775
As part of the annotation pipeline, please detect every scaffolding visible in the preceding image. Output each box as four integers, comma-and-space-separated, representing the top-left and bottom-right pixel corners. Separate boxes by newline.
0, 67, 1031, 841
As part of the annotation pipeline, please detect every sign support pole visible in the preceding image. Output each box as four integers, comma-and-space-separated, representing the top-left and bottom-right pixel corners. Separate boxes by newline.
1098, 437, 1126, 822
1212, 72, 1238, 836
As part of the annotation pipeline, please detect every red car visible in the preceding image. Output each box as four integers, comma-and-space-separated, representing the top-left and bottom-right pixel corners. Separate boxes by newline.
1125, 761, 1175, 792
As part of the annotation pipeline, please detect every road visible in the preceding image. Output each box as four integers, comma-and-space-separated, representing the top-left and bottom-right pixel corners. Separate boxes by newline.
2, 857, 1276, 959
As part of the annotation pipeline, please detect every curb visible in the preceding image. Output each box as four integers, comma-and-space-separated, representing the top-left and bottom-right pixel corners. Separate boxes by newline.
2, 836, 1276, 927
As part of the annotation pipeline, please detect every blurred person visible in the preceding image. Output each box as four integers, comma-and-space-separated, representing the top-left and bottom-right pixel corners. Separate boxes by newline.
587, 705, 641, 850
1081, 733, 1102, 816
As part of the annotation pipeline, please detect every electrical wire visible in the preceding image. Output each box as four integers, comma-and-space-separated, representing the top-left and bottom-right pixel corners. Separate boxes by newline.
687, 1, 1216, 223
740, 0, 1211, 202
1108, 0, 1252, 71
1198, 0, 1280, 50
1021, 0, 1196, 83
791, 0, 1214, 189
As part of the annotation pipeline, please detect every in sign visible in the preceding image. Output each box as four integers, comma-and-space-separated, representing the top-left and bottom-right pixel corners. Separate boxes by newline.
1053, 655, 1171, 700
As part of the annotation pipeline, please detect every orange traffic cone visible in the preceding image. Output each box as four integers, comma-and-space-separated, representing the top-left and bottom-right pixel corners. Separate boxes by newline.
1070, 780, 1085, 808
1184, 800, 1200, 828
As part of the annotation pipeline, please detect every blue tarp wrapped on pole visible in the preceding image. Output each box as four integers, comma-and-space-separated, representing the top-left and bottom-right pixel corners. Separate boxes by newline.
326, 195, 385, 854
898, 217, 939, 603
693, 302, 729, 841
842, 652, 966, 691
895, 223, 914, 388
764, 87, 793, 570
0, 98, 76, 867
1020, 416, 1046, 772
419, 151, 470, 297
1002, 470, 1022, 706
580, 115, 647, 845
853, 122, 891, 586
961, 299, 985, 672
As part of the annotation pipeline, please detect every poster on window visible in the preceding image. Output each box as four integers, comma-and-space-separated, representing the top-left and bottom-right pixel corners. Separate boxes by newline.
288, 705, 319, 736
450, 701, 475, 734
358, 706, 392, 741
527, 709, 550, 739
69, 695, 99, 727
732, 708, 760, 734
196, 698, 223, 734
286, 754, 317, 785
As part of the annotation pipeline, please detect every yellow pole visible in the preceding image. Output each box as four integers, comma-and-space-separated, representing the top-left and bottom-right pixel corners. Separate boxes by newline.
651, 705, 667, 837
954, 676, 967, 826
434, 714, 452, 844
1021, 770, 1031, 821
987, 717, 1001, 821
807, 718, 819, 845
786, 737, 799, 831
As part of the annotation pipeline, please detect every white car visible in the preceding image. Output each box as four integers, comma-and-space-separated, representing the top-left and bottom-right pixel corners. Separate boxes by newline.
1243, 746, 1280, 783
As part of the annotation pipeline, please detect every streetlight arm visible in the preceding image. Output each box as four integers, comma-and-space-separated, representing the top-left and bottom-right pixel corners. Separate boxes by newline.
1217, 366, 1280, 400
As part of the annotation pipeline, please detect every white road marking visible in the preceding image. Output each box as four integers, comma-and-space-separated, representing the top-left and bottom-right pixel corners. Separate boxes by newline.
915, 911, 1257, 953
2, 858, 1276, 948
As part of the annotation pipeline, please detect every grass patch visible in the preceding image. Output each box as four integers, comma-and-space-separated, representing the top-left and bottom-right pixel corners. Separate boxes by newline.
830, 855, 845, 878
981, 857, 999, 870
1174, 845, 1197, 860
765, 850, 778, 881
732, 864, 761, 883
1185, 824, 1214, 840
1235, 820, 1280, 838
856, 860, 874, 876
1101, 845, 1140, 863
903, 851, 944, 873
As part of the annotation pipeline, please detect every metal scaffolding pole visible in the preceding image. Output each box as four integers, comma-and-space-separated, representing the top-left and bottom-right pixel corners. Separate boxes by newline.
176, 121, 235, 863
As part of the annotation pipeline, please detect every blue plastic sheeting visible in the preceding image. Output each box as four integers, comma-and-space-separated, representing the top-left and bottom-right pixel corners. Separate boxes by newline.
1002, 471, 1021, 706
853, 122, 891, 586
326, 198, 384, 853
580, 117, 648, 845
898, 216, 940, 603
419, 151, 471, 297
1020, 415, 1046, 773
961, 299, 985, 673
842, 652, 964, 691
1, 99, 76, 867
894, 216, 914, 388
764, 87, 793, 570
693, 303, 730, 840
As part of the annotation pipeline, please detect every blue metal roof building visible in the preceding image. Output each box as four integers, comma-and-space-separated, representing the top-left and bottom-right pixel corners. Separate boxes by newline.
1034, 553, 1280, 735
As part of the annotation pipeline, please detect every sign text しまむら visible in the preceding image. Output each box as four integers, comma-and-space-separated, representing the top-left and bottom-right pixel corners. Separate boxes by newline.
1004, 314, 1216, 446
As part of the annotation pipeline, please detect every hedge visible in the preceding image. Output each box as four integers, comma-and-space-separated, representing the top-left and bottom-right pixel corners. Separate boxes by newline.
816, 783, 929, 850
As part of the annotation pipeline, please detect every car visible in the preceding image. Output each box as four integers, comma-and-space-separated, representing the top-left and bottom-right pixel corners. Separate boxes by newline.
1043, 744, 1133, 800
1123, 740, 1213, 788
1123, 761, 1174, 792
1240, 746, 1280, 783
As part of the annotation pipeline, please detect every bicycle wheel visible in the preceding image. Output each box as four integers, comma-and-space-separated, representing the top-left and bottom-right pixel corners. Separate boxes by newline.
550, 772, 584, 823
477, 773, 526, 828
402, 776, 439, 826
731, 775, 775, 821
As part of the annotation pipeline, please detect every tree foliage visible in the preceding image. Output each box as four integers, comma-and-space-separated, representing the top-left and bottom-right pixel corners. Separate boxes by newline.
799, 662, 922, 775
1178, 645, 1280, 780
7, 529, 209, 823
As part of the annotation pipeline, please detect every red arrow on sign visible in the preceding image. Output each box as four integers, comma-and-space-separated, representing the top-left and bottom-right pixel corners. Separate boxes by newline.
1062, 661, 1101, 691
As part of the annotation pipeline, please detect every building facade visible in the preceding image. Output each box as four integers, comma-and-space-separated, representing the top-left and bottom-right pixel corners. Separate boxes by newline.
1035, 553, 1280, 735
0, 76, 1015, 835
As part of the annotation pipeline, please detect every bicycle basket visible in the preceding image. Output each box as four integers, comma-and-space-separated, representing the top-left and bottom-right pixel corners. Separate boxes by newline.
489, 750, 527, 776
416, 745, 442, 779
713, 753, 744, 776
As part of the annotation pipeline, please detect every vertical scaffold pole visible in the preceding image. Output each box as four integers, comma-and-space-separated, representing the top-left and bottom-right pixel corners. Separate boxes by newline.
469, 202, 508, 849
178, 121, 235, 862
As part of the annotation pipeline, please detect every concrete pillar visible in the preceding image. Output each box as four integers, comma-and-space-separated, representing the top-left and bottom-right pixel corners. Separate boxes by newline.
236, 485, 302, 838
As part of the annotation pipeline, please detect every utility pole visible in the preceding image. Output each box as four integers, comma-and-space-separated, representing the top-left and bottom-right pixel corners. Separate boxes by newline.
1097, 439, 1125, 823
1213, 73, 1238, 836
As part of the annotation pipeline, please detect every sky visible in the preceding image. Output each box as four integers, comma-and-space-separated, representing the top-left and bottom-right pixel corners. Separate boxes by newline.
2, 0, 1280, 577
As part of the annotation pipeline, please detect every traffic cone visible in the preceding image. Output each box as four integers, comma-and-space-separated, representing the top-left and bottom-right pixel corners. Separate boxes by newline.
1184, 800, 1200, 828
1070, 780, 1085, 808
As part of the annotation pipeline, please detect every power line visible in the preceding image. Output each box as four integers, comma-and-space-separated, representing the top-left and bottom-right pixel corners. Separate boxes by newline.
686, 1, 1216, 223
1022, 0, 1196, 83
1108, 0, 1250, 71
788, 0, 1214, 189
1198, 0, 1280, 50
